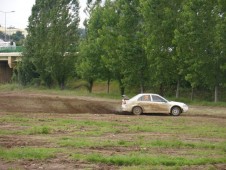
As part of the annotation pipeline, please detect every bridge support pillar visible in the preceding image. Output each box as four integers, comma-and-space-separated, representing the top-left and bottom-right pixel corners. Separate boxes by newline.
0, 61, 13, 83
8, 56, 17, 68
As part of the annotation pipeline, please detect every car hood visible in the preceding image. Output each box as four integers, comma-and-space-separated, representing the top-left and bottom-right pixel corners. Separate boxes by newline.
168, 101, 186, 106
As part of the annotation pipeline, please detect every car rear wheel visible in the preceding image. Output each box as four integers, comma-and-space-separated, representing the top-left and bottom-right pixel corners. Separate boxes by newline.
171, 106, 182, 116
132, 106, 143, 115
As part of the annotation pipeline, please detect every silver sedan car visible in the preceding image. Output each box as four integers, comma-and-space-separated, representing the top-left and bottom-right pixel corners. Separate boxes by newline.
121, 93, 188, 116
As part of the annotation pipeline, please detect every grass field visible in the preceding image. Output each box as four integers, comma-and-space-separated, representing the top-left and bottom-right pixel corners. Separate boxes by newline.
0, 110, 226, 169
0, 86, 226, 169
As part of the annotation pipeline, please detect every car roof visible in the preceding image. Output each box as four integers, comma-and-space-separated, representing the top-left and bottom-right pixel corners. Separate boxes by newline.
137, 93, 159, 96
130, 93, 159, 100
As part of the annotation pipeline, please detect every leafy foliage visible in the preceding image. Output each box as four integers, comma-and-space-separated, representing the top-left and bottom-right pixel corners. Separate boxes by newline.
79, 0, 226, 101
18, 0, 80, 89
18, 0, 226, 101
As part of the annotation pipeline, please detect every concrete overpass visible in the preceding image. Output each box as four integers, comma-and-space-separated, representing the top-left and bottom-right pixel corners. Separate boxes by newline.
0, 52, 22, 83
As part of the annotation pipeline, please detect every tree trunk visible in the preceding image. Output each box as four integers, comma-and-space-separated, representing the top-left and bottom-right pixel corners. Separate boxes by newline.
214, 85, 218, 103
107, 78, 110, 94
60, 82, 65, 90
140, 83, 144, 93
191, 87, 194, 101
120, 87, 125, 96
140, 86, 144, 93
159, 83, 164, 96
88, 79, 93, 93
118, 78, 125, 95
59, 77, 65, 90
176, 79, 180, 98
139, 72, 145, 93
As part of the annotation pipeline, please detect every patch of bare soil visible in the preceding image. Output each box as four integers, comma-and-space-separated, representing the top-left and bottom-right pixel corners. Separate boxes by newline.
0, 92, 120, 114
0, 135, 48, 148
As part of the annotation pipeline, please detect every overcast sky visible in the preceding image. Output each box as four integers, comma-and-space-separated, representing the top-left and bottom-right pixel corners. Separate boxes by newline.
0, 0, 87, 29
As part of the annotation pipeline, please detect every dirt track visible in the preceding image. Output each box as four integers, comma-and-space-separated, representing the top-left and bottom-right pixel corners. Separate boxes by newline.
0, 92, 121, 114
0, 91, 226, 118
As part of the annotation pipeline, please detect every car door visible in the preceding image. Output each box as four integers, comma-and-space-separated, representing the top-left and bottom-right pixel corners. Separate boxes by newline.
136, 94, 152, 113
149, 95, 170, 113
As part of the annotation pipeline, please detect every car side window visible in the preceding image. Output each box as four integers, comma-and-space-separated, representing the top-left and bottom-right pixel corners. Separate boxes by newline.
152, 95, 166, 102
138, 95, 151, 101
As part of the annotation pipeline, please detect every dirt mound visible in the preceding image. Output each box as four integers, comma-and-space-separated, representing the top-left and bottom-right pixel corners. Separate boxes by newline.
0, 92, 121, 114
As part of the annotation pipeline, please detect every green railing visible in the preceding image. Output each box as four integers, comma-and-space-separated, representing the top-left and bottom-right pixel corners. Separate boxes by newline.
0, 46, 24, 53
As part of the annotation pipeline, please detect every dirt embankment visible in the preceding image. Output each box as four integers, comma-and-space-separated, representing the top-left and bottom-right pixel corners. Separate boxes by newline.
0, 91, 225, 118
0, 92, 121, 114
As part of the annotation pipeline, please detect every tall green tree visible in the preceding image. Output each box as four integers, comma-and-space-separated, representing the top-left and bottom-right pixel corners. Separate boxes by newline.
77, 3, 106, 93
140, 0, 183, 96
20, 0, 80, 89
116, 0, 149, 93
213, 0, 226, 101
173, 0, 204, 100
174, 0, 226, 102
96, 0, 149, 94
97, 0, 125, 94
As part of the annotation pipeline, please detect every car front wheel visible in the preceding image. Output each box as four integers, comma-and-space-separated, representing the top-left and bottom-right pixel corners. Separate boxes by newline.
171, 106, 182, 116
132, 106, 143, 115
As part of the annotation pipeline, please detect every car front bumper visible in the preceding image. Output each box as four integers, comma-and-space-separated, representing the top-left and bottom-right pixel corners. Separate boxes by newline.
182, 105, 189, 112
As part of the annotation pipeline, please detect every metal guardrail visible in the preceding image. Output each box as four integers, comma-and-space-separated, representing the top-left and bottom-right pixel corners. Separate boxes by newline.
0, 46, 24, 53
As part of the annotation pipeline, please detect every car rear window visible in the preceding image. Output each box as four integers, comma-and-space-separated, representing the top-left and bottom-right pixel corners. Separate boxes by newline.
138, 95, 151, 101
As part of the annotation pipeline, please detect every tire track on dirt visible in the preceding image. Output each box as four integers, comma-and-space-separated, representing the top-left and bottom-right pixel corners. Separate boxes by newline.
0, 92, 225, 119
0, 92, 118, 114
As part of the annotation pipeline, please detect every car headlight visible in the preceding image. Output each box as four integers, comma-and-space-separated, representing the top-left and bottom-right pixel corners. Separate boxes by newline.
183, 104, 188, 109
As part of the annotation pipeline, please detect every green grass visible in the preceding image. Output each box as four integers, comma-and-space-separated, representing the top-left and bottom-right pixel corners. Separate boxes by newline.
0, 115, 30, 123
128, 118, 226, 138
72, 153, 226, 166
28, 126, 51, 135
149, 140, 226, 150
0, 147, 58, 160
50, 118, 120, 136
58, 137, 135, 148
0, 112, 225, 168
58, 136, 226, 152
0, 129, 21, 135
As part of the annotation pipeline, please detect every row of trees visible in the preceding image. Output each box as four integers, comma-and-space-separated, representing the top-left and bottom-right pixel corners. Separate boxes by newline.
18, 0, 226, 102
78, 0, 226, 102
